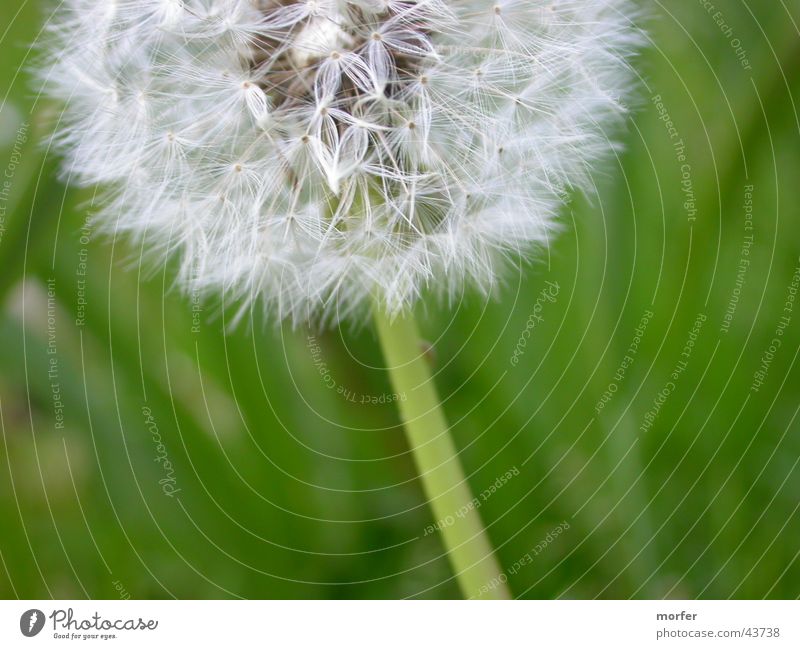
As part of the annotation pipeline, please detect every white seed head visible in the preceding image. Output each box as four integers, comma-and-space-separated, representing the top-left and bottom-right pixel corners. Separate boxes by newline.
39, 0, 642, 325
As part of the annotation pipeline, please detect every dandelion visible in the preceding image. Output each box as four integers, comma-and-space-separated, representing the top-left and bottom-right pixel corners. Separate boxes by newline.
39, 0, 642, 599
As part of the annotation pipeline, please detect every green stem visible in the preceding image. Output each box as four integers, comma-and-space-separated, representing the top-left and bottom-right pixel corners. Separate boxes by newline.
373, 308, 510, 600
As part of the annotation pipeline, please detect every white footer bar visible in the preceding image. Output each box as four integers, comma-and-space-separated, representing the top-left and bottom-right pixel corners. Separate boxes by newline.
1, 600, 796, 647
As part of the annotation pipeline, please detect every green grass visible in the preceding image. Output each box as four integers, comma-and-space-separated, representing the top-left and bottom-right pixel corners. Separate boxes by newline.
1, 1, 799, 598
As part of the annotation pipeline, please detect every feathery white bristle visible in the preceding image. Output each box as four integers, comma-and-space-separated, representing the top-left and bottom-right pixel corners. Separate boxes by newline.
39, 0, 642, 325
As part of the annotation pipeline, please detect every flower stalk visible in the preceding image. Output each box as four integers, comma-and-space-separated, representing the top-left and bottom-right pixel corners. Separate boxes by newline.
373, 308, 510, 600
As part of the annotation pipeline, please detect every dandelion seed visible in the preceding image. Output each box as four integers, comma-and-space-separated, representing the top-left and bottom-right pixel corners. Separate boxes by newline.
40, 0, 642, 325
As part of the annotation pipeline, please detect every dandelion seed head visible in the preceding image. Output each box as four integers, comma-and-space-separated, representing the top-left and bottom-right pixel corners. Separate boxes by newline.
40, 0, 642, 325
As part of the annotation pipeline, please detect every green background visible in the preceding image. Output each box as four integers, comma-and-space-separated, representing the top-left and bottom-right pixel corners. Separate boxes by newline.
1, 1, 799, 598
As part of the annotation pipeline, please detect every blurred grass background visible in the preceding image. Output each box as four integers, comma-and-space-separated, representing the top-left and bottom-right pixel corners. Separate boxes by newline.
1, 1, 799, 599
